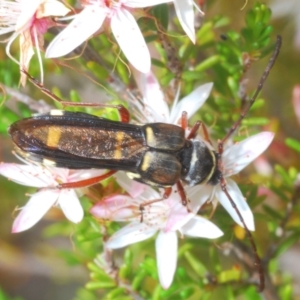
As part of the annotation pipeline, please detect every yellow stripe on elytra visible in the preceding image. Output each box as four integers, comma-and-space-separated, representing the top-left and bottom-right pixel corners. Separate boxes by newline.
145, 126, 155, 147
114, 131, 124, 159
46, 126, 61, 148
141, 152, 151, 171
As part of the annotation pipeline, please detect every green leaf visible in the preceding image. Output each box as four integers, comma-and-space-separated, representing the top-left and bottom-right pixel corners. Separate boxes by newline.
132, 269, 147, 290
274, 164, 294, 186
285, 137, 300, 153
184, 250, 207, 277
69, 89, 82, 102
217, 268, 241, 283
87, 262, 106, 275
151, 58, 166, 68
243, 285, 262, 300
119, 264, 131, 279
86, 279, 116, 290
179, 286, 195, 299
262, 204, 283, 220
182, 71, 205, 81
178, 243, 194, 257
77, 232, 102, 242
272, 232, 300, 257
124, 248, 133, 265
0, 107, 19, 133
194, 55, 221, 72
151, 4, 169, 31
241, 117, 270, 126
279, 281, 293, 300
105, 288, 126, 299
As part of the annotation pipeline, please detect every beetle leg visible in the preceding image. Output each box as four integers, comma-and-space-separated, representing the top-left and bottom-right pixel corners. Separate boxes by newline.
179, 110, 212, 145
180, 111, 188, 130
187, 121, 213, 146
176, 181, 189, 207
165, 182, 190, 208
56, 170, 117, 189
139, 197, 164, 223
163, 187, 172, 199
138, 181, 190, 223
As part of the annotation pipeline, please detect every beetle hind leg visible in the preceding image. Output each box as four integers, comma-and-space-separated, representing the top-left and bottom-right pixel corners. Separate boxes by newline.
57, 170, 117, 189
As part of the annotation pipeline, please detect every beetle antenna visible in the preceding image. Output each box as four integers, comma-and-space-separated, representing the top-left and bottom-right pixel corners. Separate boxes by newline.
217, 36, 282, 292
220, 176, 265, 291
221, 35, 282, 144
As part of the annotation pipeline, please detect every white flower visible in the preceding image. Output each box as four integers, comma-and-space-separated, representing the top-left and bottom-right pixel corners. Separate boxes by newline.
90, 174, 223, 289
292, 85, 300, 124
132, 70, 213, 124
271, 0, 300, 49
0, 162, 105, 232
131, 71, 274, 230
0, 0, 70, 85
184, 132, 275, 231
172, 0, 204, 43
46, 0, 172, 73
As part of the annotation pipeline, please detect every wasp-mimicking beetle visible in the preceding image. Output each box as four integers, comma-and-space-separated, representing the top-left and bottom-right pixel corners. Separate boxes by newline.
9, 111, 221, 188
9, 36, 282, 291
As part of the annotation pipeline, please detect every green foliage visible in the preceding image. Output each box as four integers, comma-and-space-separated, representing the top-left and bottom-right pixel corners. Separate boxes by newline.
0, 1, 298, 300
285, 137, 300, 153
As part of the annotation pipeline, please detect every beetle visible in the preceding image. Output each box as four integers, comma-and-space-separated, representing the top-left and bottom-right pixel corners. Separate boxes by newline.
8, 36, 282, 291
9, 108, 221, 205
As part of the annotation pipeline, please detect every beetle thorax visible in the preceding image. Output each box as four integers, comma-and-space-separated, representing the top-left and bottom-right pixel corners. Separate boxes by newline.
181, 140, 221, 186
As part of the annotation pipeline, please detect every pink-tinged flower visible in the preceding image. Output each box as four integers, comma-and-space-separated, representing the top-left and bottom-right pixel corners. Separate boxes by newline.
90, 174, 223, 289
46, 0, 172, 73
292, 85, 300, 124
132, 70, 213, 124
0, 162, 105, 232
0, 0, 70, 85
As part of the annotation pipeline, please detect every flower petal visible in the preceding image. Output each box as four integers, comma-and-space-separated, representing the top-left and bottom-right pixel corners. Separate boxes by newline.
156, 231, 178, 289
68, 169, 106, 181
223, 132, 275, 176
133, 71, 169, 122
16, 0, 40, 31
12, 189, 59, 233
185, 184, 212, 209
36, 0, 70, 18
216, 179, 255, 231
0, 163, 55, 187
46, 6, 106, 58
182, 216, 223, 238
106, 222, 156, 249
169, 83, 213, 124
292, 85, 300, 124
173, 0, 195, 43
165, 201, 195, 232
90, 194, 138, 221
111, 8, 150, 73
58, 189, 83, 223
115, 172, 149, 199
19, 30, 35, 85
